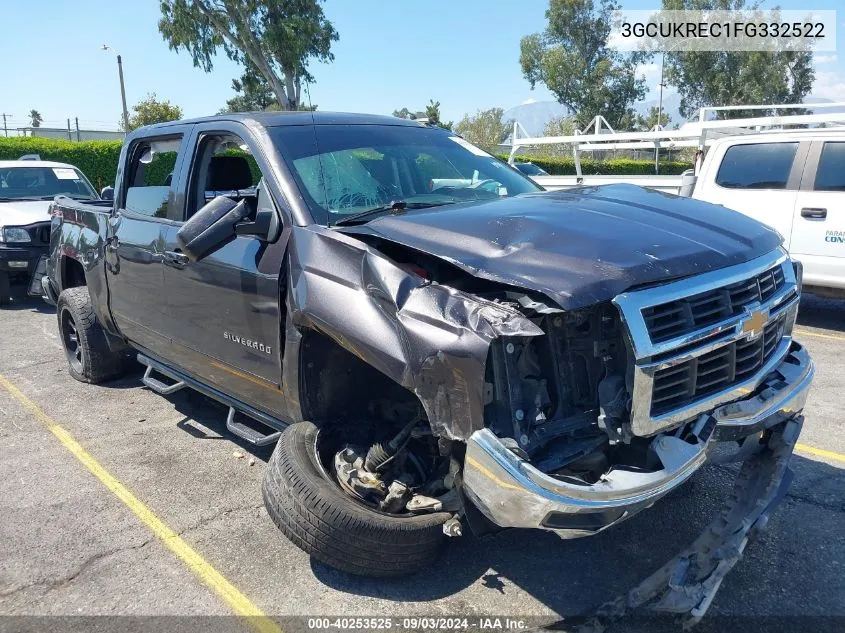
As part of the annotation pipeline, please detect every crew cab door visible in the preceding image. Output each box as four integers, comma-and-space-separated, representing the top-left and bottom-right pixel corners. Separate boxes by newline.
789, 140, 845, 291
159, 123, 289, 415
106, 132, 189, 354
693, 140, 810, 248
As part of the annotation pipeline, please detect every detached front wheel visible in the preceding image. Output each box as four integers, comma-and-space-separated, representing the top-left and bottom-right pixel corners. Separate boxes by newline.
262, 421, 451, 577
57, 287, 125, 384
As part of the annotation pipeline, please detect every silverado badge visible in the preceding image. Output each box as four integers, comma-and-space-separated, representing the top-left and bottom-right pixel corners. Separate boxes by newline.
223, 331, 272, 355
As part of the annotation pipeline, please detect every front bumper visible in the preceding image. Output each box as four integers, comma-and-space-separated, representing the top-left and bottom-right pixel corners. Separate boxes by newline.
0, 244, 48, 278
462, 342, 813, 536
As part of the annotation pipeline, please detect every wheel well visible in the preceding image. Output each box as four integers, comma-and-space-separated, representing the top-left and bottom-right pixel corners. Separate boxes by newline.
61, 257, 86, 289
299, 330, 426, 430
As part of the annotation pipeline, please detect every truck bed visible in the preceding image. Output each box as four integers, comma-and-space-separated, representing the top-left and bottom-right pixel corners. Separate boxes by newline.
52, 196, 113, 213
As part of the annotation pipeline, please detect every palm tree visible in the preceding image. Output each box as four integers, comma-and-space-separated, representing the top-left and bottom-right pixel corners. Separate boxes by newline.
29, 110, 43, 128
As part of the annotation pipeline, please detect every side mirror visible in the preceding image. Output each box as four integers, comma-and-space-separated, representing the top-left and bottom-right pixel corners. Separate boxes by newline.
177, 197, 249, 262
101, 186, 114, 201
679, 169, 698, 198
235, 206, 281, 241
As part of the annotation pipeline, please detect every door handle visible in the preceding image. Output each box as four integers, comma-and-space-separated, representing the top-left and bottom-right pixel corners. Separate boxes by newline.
163, 250, 190, 269
801, 207, 827, 219
105, 236, 119, 251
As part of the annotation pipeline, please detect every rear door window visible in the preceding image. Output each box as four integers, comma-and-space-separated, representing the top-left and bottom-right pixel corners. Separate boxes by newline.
715, 142, 799, 190
813, 142, 845, 192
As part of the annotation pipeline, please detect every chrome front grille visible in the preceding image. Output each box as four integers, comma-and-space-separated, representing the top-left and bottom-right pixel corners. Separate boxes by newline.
651, 314, 786, 415
643, 264, 786, 343
614, 250, 800, 436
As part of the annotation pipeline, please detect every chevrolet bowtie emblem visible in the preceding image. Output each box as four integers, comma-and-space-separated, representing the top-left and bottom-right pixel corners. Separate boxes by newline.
741, 309, 768, 338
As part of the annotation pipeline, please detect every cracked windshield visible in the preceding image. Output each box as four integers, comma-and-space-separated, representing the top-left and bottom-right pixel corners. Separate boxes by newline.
271, 123, 541, 225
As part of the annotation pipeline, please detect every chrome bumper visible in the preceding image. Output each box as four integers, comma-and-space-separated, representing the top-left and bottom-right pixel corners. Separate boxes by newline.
462, 342, 813, 536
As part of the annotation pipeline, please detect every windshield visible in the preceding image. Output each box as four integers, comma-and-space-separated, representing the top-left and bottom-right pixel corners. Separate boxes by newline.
270, 124, 541, 225
0, 166, 97, 201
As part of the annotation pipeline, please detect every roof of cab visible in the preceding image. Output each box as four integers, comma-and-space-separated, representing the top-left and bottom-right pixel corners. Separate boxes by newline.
141, 111, 427, 131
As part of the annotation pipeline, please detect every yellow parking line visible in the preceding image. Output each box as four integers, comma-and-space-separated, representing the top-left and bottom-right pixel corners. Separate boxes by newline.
794, 328, 845, 342
795, 443, 845, 464
0, 373, 282, 633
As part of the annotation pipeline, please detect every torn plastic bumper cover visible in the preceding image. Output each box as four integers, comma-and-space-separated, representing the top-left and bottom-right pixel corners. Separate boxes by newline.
463, 342, 813, 541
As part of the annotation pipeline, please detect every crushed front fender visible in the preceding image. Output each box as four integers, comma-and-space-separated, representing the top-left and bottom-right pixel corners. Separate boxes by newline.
285, 226, 542, 439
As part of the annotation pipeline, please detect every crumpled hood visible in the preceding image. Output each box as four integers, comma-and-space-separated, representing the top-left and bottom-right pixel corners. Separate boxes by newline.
340, 184, 783, 310
0, 200, 52, 228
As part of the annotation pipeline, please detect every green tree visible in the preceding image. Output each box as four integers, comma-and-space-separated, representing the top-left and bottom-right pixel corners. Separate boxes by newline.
635, 106, 672, 131
519, 0, 646, 129
159, 0, 338, 111
393, 101, 452, 129
125, 93, 183, 131
424, 100, 453, 130
454, 108, 511, 150
533, 115, 577, 156
29, 110, 43, 128
543, 115, 576, 137
222, 66, 279, 112
661, 1, 814, 117
393, 107, 424, 120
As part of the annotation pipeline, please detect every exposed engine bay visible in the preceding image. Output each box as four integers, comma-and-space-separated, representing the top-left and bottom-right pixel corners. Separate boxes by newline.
325, 293, 668, 517
482, 300, 638, 482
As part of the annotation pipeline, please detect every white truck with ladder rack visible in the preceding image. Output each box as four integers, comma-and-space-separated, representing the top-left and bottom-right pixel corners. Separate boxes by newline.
509, 102, 845, 298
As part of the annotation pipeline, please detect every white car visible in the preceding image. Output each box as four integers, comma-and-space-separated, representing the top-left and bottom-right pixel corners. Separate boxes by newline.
0, 159, 99, 305
692, 130, 845, 298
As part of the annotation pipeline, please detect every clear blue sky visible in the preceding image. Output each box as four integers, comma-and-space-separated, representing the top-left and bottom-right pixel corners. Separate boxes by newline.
1, 0, 842, 131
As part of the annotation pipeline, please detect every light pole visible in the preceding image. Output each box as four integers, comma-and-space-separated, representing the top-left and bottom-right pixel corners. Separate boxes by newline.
656, 38, 704, 131
102, 45, 130, 132
657, 51, 666, 133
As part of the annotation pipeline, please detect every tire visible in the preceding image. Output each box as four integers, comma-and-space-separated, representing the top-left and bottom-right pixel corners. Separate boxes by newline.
262, 421, 450, 577
0, 272, 10, 307
56, 287, 125, 384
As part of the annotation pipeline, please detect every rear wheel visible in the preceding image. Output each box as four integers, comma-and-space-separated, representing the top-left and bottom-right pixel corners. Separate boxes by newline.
0, 272, 10, 306
262, 421, 451, 577
57, 287, 125, 384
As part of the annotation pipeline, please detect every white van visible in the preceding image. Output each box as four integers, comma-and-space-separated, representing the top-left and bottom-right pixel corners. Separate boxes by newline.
692, 130, 845, 298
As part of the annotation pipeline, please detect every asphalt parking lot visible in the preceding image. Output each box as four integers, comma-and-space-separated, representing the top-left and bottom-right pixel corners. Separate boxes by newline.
1, 286, 844, 632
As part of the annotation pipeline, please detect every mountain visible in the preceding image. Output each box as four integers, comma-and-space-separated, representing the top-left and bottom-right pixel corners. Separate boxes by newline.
502, 101, 570, 136
501, 94, 840, 138
502, 97, 685, 136
803, 96, 845, 115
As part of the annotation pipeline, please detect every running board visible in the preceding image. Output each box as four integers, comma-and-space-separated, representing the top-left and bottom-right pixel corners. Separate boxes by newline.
142, 364, 186, 395
226, 407, 282, 446
136, 354, 288, 443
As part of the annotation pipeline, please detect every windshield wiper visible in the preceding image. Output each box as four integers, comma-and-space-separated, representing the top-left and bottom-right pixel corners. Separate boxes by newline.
0, 195, 56, 201
333, 200, 451, 226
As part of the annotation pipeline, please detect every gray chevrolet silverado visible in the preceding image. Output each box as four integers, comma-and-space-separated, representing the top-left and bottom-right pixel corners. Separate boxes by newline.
45, 112, 813, 622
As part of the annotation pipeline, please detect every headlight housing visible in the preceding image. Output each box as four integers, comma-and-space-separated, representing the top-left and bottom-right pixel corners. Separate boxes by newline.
1, 227, 32, 243
792, 259, 804, 294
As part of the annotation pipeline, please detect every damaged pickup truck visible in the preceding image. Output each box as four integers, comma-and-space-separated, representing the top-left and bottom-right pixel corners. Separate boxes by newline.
45, 113, 813, 619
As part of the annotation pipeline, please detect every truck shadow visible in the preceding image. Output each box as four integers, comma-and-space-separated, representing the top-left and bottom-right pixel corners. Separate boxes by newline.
168, 389, 277, 461
2, 288, 53, 313
309, 454, 844, 621
797, 292, 845, 333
